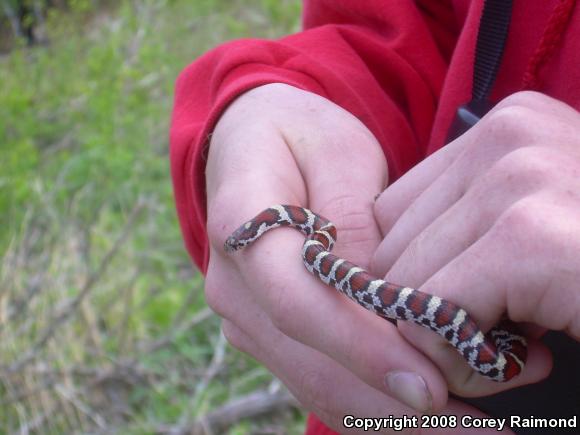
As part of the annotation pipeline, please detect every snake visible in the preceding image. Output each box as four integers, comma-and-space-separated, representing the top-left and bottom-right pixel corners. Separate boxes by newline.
224, 205, 527, 382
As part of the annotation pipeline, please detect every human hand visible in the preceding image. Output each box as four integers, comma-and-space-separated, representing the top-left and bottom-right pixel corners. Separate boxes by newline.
204, 84, 508, 431
372, 91, 579, 397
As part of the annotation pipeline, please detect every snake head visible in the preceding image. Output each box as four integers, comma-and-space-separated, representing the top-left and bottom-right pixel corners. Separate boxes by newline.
224, 207, 284, 253
224, 219, 261, 253
224, 235, 243, 253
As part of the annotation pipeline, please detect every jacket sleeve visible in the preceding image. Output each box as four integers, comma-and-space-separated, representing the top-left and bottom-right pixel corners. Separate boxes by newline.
169, 0, 457, 272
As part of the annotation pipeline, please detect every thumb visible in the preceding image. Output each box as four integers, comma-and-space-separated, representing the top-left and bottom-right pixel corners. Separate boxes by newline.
281, 97, 389, 267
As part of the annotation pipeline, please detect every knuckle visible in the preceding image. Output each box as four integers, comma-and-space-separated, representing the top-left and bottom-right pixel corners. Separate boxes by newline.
493, 90, 550, 111
490, 147, 553, 187
204, 270, 230, 317
460, 104, 540, 164
498, 199, 537, 235
221, 321, 248, 352
484, 104, 538, 143
493, 197, 548, 252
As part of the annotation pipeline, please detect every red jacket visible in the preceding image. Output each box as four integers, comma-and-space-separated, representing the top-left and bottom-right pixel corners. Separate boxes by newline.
170, 1, 579, 433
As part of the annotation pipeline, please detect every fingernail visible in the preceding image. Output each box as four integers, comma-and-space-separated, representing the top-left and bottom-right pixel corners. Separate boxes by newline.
384, 371, 432, 413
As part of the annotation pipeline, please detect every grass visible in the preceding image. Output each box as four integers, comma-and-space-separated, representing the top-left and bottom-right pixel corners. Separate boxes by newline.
0, 0, 303, 433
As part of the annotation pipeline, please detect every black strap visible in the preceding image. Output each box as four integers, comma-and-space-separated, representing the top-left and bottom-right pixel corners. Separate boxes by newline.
472, 0, 514, 101
446, 0, 513, 142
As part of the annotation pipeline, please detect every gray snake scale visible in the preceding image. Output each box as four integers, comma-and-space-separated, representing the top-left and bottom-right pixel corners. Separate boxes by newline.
225, 205, 527, 382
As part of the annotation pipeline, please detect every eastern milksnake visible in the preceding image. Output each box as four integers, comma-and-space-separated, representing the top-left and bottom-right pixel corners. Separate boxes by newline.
224, 205, 527, 382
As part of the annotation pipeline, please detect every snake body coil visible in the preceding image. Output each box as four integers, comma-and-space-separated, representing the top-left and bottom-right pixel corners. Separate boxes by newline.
225, 205, 527, 382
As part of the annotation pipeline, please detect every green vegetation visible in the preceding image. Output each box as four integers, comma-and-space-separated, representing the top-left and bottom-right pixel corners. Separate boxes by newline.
0, 0, 303, 432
